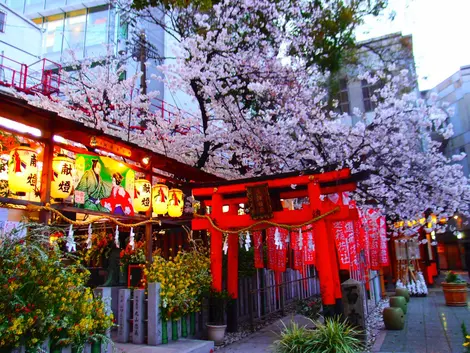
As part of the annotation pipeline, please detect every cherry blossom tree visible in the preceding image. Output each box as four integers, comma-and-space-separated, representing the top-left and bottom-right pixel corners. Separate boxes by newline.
24, 0, 470, 223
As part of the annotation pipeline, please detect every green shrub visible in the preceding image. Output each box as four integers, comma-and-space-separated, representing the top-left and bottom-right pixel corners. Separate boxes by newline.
445, 271, 466, 283
311, 316, 364, 353
273, 316, 364, 353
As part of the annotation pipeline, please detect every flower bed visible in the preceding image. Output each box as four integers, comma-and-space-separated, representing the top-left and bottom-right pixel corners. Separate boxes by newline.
0, 223, 113, 351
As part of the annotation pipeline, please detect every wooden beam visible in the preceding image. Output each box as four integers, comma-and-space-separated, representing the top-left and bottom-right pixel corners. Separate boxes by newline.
39, 133, 54, 223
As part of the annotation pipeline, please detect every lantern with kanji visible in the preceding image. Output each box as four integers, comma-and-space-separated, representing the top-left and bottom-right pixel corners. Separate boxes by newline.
168, 188, 184, 218
51, 154, 75, 200
134, 179, 151, 213
152, 184, 168, 215
8, 144, 38, 195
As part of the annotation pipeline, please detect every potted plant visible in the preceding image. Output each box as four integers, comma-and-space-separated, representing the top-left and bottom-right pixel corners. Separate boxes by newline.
206, 288, 234, 345
442, 271, 468, 306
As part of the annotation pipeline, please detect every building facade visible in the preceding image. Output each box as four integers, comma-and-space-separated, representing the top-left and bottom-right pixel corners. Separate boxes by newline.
423, 66, 470, 273
336, 32, 416, 125
0, 2, 42, 69
0, 0, 166, 100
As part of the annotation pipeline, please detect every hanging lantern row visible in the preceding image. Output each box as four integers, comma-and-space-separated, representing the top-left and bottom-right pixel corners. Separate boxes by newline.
5, 148, 184, 218
152, 183, 184, 218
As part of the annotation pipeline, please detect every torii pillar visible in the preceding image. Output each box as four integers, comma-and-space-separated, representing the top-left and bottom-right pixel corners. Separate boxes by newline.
308, 178, 342, 312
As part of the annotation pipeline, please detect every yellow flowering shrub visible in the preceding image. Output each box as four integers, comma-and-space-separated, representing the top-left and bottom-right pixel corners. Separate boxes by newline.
145, 246, 211, 321
0, 223, 113, 351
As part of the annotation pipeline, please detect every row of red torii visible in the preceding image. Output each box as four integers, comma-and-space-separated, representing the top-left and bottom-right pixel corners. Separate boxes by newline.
191, 168, 362, 306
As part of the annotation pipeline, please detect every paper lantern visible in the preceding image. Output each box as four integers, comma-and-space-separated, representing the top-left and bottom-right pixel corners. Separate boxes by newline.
168, 188, 184, 218
134, 179, 151, 213
51, 154, 75, 200
8, 144, 38, 195
152, 184, 169, 215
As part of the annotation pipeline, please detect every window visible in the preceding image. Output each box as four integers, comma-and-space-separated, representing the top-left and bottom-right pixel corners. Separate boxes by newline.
362, 79, 382, 112
43, 13, 64, 61
0, 11, 5, 33
336, 78, 349, 114
85, 5, 111, 58
63, 9, 86, 60
6, 0, 25, 12
24, 0, 44, 13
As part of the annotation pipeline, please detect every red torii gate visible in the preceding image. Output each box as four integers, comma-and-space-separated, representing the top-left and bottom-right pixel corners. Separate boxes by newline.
191, 168, 359, 306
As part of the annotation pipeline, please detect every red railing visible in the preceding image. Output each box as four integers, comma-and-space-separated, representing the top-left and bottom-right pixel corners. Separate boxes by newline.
0, 53, 61, 96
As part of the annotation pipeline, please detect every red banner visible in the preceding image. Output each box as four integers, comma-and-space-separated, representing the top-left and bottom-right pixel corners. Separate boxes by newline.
378, 216, 390, 266
253, 231, 264, 268
266, 228, 288, 272
332, 221, 350, 270
303, 226, 316, 265
343, 220, 358, 272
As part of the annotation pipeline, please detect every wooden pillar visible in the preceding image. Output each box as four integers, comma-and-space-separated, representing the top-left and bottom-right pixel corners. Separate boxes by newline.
145, 172, 153, 264
379, 268, 386, 298
211, 191, 223, 292
39, 133, 54, 224
227, 204, 239, 332
307, 179, 339, 306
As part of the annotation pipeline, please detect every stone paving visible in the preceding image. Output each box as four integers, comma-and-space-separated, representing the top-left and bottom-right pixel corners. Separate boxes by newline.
377, 291, 470, 353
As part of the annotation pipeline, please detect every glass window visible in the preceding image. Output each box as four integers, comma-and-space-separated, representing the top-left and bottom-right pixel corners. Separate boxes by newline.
45, 0, 65, 9
43, 13, 64, 62
336, 78, 350, 114
0, 11, 5, 32
361, 79, 382, 112
85, 5, 110, 58
6, 0, 24, 12
24, 0, 44, 13
62, 9, 86, 60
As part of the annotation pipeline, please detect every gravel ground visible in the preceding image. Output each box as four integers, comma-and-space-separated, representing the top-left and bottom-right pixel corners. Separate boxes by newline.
364, 298, 389, 352
215, 303, 298, 350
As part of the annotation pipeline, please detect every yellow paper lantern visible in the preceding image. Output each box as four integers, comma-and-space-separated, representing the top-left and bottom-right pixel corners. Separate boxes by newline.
134, 179, 151, 213
152, 184, 169, 215
168, 188, 184, 218
8, 144, 38, 195
51, 154, 75, 200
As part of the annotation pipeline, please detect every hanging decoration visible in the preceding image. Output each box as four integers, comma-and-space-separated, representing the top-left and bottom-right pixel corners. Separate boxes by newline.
152, 184, 169, 215
223, 234, 229, 255
253, 231, 263, 268
239, 232, 244, 248
168, 188, 184, 217
115, 225, 120, 248
244, 231, 251, 251
134, 179, 151, 213
51, 154, 75, 200
298, 228, 303, 250
129, 227, 135, 250
8, 144, 38, 195
66, 224, 76, 252
86, 223, 92, 249
274, 227, 282, 249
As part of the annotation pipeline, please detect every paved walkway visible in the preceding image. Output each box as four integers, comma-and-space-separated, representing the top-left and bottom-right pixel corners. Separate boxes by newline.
376, 291, 470, 353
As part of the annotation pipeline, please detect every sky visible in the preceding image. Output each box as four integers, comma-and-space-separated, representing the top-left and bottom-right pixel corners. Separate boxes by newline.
356, 0, 470, 91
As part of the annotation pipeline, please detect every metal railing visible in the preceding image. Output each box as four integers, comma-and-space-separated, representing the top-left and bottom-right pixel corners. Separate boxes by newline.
245, 268, 320, 330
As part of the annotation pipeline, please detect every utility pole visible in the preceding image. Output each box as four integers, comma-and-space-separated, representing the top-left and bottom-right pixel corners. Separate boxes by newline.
140, 30, 147, 95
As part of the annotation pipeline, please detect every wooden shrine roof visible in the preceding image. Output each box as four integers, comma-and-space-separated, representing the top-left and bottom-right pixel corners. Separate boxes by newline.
0, 91, 222, 183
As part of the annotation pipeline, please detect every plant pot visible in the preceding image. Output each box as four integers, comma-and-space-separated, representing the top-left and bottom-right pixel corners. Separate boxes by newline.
395, 288, 410, 302
442, 282, 468, 306
389, 296, 407, 314
206, 323, 227, 346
